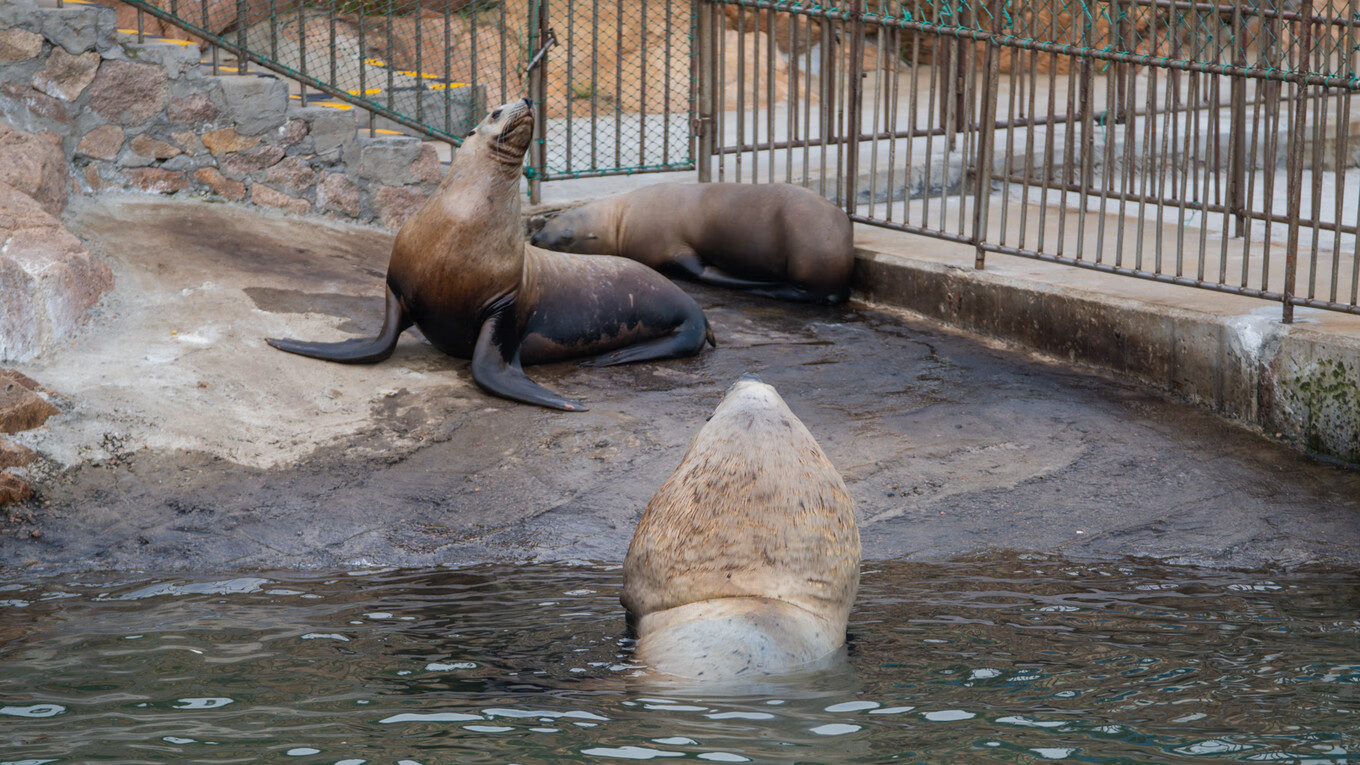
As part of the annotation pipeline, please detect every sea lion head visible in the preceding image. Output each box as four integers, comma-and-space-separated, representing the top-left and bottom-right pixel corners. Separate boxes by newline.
460, 97, 536, 168
529, 200, 618, 254
622, 375, 861, 679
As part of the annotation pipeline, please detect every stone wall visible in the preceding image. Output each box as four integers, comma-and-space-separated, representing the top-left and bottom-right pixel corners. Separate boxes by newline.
0, 0, 445, 229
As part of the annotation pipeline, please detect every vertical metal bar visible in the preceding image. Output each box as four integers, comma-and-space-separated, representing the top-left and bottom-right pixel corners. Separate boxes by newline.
973, 0, 1002, 269
904, 2, 923, 225
737, 7, 746, 182
664, 0, 672, 165
1228, 2, 1246, 236
614, 0, 623, 168
885, 26, 901, 222
298, 0, 307, 92
751, 6, 760, 183
270, 0, 279, 62
137, 7, 144, 43
697, 0, 715, 182
1075, 1, 1095, 262
802, 13, 814, 188
718, 6, 728, 182
528, 0, 548, 203
765, 6, 775, 184
413, 2, 423, 128
591, 0, 599, 169
845, 0, 865, 214
442, 0, 450, 134
999, 12, 1020, 245
639, 0, 649, 168
386, 9, 395, 118
332, 0, 340, 105
788, 10, 800, 185
1283, 0, 1315, 323
1332, 0, 1355, 305
868, 20, 883, 218
819, 12, 834, 198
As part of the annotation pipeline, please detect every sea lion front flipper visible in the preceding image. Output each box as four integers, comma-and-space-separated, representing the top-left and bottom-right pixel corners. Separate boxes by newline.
267, 285, 412, 363
471, 295, 588, 412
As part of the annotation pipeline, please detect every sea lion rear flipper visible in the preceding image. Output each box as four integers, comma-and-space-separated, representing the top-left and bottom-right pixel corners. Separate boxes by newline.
471, 296, 588, 412
266, 285, 412, 363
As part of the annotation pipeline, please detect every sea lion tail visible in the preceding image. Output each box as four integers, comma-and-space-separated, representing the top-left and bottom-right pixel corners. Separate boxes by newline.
266, 285, 412, 364
705, 317, 717, 348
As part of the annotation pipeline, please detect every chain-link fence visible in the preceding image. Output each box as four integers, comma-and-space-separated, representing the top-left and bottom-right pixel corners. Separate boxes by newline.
118, 0, 694, 199
699, 0, 1360, 320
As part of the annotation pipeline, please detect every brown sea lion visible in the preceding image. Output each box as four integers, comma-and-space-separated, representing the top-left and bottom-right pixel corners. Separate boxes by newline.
266, 99, 714, 411
622, 375, 861, 679
530, 182, 855, 304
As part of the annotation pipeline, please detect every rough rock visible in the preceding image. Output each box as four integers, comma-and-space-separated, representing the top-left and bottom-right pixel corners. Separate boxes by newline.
76, 124, 124, 160
372, 184, 426, 230
0, 124, 68, 216
217, 75, 287, 135
87, 60, 169, 125
218, 144, 284, 177
201, 127, 260, 155
411, 143, 444, 184
125, 167, 189, 193
0, 182, 112, 363
170, 131, 205, 156
298, 106, 354, 156
193, 167, 246, 201
0, 437, 35, 469
315, 171, 360, 218
128, 134, 182, 160
251, 183, 311, 215
276, 118, 308, 148
0, 381, 59, 434
0, 82, 71, 126
356, 136, 431, 186
167, 91, 219, 124
0, 472, 33, 506
0, 28, 43, 63
263, 156, 316, 194
31, 48, 100, 102
40, 5, 115, 56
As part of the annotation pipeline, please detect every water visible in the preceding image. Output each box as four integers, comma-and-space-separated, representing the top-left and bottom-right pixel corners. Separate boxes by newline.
2, 557, 1357, 763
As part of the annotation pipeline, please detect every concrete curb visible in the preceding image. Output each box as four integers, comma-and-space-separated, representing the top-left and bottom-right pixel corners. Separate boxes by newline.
852, 248, 1360, 467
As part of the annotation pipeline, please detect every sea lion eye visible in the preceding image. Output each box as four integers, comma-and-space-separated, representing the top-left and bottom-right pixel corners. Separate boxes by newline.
491, 109, 502, 120
465, 129, 476, 137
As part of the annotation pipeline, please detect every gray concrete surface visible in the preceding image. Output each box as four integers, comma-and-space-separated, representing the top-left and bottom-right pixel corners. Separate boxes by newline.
3, 194, 1359, 574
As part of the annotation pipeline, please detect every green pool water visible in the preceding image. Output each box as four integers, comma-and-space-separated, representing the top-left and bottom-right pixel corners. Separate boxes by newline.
1, 556, 1356, 763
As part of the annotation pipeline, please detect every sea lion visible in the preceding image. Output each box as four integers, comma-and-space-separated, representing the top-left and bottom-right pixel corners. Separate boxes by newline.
530, 182, 855, 304
622, 375, 860, 680
266, 99, 714, 411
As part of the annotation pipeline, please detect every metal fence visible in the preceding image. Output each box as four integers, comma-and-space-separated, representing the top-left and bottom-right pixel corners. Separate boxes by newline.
697, 0, 1360, 320
119, 0, 694, 197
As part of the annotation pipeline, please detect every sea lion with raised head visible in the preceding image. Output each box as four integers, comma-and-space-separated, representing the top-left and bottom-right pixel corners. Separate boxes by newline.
622, 375, 860, 680
267, 99, 714, 411
530, 182, 855, 304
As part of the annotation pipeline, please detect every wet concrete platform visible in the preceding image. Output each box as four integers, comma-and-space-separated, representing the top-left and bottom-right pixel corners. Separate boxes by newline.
3, 194, 1359, 574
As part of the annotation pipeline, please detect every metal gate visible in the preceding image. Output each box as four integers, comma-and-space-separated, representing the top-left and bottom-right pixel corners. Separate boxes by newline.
119, 0, 694, 199
697, 0, 1360, 321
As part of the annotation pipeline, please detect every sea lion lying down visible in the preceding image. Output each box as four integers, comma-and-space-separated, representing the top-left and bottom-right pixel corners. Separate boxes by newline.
531, 182, 856, 304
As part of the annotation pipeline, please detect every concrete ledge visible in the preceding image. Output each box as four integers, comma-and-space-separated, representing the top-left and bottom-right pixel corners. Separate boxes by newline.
853, 248, 1360, 467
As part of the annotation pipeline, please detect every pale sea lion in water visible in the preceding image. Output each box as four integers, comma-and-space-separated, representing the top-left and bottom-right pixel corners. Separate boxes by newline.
267, 99, 714, 411
530, 182, 856, 304
622, 375, 861, 679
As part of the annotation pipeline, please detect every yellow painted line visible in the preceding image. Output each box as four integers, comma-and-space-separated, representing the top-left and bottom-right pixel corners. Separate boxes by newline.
427, 82, 469, 91
117, 29, 199, 46
345, 88, 384, 96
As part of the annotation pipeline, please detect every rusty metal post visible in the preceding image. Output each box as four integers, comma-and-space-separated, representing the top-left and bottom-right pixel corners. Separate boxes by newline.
696, 0, 715, 182
527, 0, 551, 204
844, 0, 866, 213
973, 0, 1004, 269
1283, 0, 1315, 324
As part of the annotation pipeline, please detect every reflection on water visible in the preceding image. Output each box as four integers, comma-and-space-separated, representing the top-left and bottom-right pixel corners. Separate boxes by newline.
1, 556, 1357, 763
